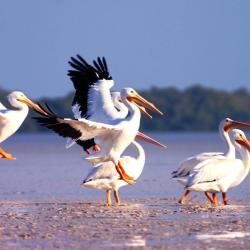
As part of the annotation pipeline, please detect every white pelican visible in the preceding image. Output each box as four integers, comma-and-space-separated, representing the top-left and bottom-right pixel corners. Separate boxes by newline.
83, 140, 145, 206
34, 67, 164, 184
172, 118, 250, 204
185, 129, 250, 206
67, 55, 163, 155
0, 91, 47, 159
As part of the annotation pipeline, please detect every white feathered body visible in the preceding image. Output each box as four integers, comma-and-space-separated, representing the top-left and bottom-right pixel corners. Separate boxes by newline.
186, 158, 248, 193
173, 152, 228, 186
83, 141, 145, 191
69, 81, 128, 149
86, 103, 141, 165
0, 103, 28, 143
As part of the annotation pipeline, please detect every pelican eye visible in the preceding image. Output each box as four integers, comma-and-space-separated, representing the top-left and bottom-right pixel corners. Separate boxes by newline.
118, 99, 122, 103
237, 133, 244, 140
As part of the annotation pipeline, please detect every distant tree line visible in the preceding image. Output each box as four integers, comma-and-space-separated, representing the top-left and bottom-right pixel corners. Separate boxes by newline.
1, 85, 250, 132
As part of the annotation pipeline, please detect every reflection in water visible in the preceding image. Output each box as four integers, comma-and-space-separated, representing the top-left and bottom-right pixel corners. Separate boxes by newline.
196, 231, 250, 241
110, 235, 145, 247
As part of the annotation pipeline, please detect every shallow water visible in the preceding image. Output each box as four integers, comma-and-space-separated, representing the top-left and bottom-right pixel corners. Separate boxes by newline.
0, 132, 250, 201
1, 134, 250, 249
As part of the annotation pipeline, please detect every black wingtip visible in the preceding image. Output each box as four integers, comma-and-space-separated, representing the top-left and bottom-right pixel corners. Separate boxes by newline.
32, 102, 59, 118
102, 57, 108, 72
92, 56, 112, 80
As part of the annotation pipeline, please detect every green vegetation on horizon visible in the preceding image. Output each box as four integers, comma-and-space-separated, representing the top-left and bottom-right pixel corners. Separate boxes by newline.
1, 85, 250, 132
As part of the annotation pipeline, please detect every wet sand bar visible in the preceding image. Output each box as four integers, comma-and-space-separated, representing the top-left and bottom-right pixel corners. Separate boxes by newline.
0, 198, 250, 249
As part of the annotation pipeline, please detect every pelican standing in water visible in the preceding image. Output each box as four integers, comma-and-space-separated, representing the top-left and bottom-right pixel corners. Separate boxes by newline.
185, 129, 250, 206
0, 91, 47, 159
83, 141, 145, 206
172, 118, 250, 205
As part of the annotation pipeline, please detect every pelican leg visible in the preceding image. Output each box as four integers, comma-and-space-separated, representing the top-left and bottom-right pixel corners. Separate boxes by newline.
114, 190, 120, 205
178, 190, 191, 204
222, 192, 228, 205
84, 144, 100, 155
84, 149, 91, 155
212, 193, 219, 207
115, 160, 135, 185
0, 148, 16, 160
204, 192, 214, 204
106, 190, 112, 206
92, 144, 101, 152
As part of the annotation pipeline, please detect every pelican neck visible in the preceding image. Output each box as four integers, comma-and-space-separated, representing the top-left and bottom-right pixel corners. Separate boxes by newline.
122, 98, 140, 120
220, 127, 235, 159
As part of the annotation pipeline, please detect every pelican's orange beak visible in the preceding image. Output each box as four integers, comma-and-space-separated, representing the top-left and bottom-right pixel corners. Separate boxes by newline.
136, 131, 167, 148
17, 96, 48, 116
127, 91, 164, 117
235, 136, 250, 151
135, 105, 153, 119
224, 119, 250, 132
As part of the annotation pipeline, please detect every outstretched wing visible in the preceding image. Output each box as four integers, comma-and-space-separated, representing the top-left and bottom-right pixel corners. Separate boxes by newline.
68, 55, 112, 119
33, 103, 120, 141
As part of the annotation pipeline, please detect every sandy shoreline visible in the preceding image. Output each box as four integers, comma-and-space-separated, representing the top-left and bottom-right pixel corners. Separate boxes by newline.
0, 198, 250, 249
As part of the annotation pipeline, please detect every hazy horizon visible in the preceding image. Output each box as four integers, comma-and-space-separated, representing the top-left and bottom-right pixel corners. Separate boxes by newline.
1, 82, 250, 100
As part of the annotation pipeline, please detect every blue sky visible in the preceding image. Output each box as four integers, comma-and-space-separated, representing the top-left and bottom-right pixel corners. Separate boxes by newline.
0, 0, 250, 98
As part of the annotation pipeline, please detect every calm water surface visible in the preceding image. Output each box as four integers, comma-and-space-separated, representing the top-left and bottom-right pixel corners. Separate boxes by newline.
0, 132, 250, 200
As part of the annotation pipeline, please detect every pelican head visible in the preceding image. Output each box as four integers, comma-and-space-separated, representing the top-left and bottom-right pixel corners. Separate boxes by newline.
121, 88, 163, 118
222, 118, 250, 132
230, 129, 250, 152
8, 91, 48, 115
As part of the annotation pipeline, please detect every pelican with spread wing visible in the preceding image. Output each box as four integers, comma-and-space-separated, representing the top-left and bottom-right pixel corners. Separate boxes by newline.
67, 55, 163, 154
34, 56, 164, 184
